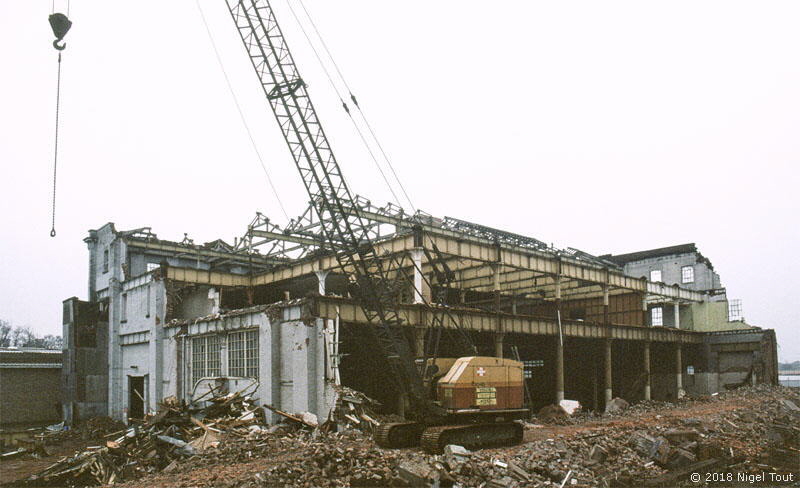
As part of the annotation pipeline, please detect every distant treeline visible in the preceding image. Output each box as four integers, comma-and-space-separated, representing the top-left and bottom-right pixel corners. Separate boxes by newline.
0, 319, 62, 349
779, 361, 800, 371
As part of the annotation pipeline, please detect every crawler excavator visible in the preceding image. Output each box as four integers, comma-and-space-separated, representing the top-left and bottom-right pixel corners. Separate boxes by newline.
223, 0, 528, 452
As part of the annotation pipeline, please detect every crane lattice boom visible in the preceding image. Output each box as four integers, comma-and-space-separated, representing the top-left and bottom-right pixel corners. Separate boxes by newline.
224, 0, 433, 418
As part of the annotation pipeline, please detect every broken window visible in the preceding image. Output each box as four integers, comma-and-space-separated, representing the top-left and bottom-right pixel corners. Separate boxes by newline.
728, 299, 743, 321
649, 269, 662, 282
568, 308, 586, 320
681, 266, 694, 283
103, 249, 109, 274
651, 306, 663, 326
192, 335, 221, 387
120, 293, 128, 323
228, 330, 259, 379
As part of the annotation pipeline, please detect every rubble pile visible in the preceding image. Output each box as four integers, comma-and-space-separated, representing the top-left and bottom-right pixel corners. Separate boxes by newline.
8, 392, 269, 487
174, 387, 799, 488
4, 385, 797, 487
329, 386, 385, 434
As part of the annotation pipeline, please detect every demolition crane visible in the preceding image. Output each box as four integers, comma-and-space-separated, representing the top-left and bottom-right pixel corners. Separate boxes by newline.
222, 0, 527, 452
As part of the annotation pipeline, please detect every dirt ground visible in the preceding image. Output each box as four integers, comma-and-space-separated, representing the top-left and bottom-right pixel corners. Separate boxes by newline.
523, 393, 760, 443
0, 438, 96, 485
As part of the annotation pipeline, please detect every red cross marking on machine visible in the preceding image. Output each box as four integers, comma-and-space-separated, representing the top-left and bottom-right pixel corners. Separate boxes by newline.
476, 367, 486, 377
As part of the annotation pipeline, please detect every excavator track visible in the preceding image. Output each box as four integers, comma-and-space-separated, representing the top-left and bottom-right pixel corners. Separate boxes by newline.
420, 422, 524, 454
375, 422, 425, 448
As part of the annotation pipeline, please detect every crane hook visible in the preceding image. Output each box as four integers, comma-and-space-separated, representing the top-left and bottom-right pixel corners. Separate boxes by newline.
48, 13, 72, 51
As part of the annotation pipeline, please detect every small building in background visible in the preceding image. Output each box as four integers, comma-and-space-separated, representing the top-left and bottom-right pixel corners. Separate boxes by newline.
0, 347, 62, 428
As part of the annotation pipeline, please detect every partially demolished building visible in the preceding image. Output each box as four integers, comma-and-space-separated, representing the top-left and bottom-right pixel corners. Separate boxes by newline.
61, 199, 779, 424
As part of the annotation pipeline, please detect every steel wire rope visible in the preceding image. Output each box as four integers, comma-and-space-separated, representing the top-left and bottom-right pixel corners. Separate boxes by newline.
194, 0, 290, 221
288, 1, 475, 356
296, 0, 416, 213
48, 0, 70, 237
49, 51, 62, 237
284, 0, 404, 210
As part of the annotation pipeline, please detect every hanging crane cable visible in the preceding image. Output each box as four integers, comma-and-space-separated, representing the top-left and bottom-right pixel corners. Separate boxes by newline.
295, 0, 416, 213
47, 6, 72, 237
285, 0, 407, 211
194, 0, 290, 221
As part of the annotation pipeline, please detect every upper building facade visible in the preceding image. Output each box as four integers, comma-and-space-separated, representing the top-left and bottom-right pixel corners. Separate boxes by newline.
602, 243, 723, 295
602, 244, 749, 331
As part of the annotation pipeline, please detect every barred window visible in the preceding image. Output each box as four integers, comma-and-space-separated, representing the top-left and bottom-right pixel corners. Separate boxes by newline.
192, 335, 221, 386
229, 330, 259, 379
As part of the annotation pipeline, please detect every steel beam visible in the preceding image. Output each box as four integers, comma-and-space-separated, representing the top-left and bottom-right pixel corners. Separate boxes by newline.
313, 297, 704, 344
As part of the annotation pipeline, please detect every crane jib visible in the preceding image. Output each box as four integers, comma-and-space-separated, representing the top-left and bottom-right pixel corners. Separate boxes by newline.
224, 0, 433, 418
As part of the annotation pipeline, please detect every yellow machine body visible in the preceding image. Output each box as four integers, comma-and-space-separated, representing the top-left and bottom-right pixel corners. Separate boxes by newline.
436, 356, 524, 412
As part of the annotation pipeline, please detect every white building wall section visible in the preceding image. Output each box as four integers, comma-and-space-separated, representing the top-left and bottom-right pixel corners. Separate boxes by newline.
176, 304, 331, 423
107, 302, 332, 423
120, 341, 149, 418
108, 273, 166, 421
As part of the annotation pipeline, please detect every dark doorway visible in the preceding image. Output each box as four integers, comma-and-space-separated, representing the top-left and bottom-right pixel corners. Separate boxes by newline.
128, 376, 145, 420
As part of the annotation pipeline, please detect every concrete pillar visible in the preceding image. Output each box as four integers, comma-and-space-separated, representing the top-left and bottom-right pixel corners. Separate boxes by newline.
314, 270, 329, 295
675, 344, 684, 398
556, 337, 565, 403
603, 285, 610, 325
604, 339, 613, 404
493, 264, 503, 354
494, 333, 504, 358
643, 342, 651, 401
414, 327, 426, 358
642, 294, 649, 326
410, 248, 424, 304
555, 274, 564, 402
673, 301, 680, 329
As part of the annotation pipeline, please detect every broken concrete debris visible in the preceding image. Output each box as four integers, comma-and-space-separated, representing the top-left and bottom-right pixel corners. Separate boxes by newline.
2, 384, 797, 487
604, 397, 629, 415
558, 400, 581, 416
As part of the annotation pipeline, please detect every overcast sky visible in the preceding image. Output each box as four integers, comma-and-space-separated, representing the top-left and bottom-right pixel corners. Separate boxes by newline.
1, 1, 798, 360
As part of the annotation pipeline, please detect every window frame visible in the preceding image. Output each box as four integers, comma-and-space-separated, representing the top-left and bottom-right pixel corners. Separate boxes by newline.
228, 329, 259, 379
120, 293, 128, 323
191, 335, 222, 387
681, 265, 694, 283
649, 269, 662, 282
145, 284, 151, 318
651, 306, 663, 326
